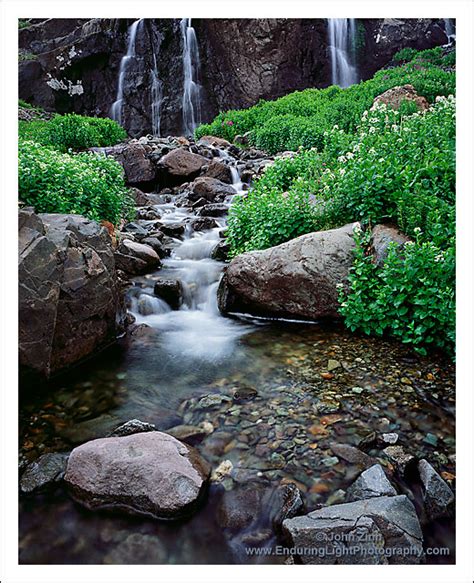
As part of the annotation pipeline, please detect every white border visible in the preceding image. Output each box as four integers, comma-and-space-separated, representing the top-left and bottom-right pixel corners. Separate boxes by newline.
1, 1, 473, 582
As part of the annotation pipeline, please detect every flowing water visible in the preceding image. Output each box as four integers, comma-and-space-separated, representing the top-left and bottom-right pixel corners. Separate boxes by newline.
151, 52, 163, 136
181, 18, 202, 136
328, 18, 358, 88
443, 18, 456, 44
110, 19, 144, 125
19, 152, 455, 565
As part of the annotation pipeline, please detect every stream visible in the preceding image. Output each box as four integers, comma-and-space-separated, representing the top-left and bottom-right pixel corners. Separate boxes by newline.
19, 150, 455, 565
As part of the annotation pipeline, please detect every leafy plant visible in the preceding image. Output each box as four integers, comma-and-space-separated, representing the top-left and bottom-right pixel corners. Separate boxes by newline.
47, 114, 127, 151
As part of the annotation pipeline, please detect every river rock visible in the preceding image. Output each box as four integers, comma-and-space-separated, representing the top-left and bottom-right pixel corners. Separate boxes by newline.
383, 445, 416, 475
167, 425, 208, 445
188, 176, 235, 202
140, 236, 166, 258
329, 444, 375, 468
202, 160, 233, 184
154, 279, 183, 309
197, 136, 232, 149
370, 224, 411, 267
121, 222, 149, 239
418, 459, 454, 519
191, 217, 219, 231
19, 209, 126, 379
282, 495, 424, 564
346, 464, 397, 501
104, 533, 167, 564
159, 223, 185, 238
218, 222, 359, 320
64, 432, 211, 520
131, 187, 162, 206
95, 143, 156, 186
20, 452, 69, 494
212, 240, 230, 261
371, 84, 430, 112
115, 239, 161, 275
108, 419, 156, 437
157, 148, 208, 185
197, 203, 229, 217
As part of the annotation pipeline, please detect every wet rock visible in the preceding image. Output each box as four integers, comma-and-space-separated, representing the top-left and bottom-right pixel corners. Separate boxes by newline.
232, 386, 258, 402
196, 393, 232, 410
370, 224, 411, 267
418, 459, 454, 519
346, 464, 397, 502
218, 223, 359, 320
188, 176, 235, 202
202, 159, 233, 184
329, 444, 375, 468
197, 203, 229, 217
153, 279, 183, 310
211, 240, 230, 262
108, 419, 156, 437
140, 236, 166, 258
19, 210, 126, 379
130, 187, 162, 206
115, 240, 161, 276
380, 433, 399, 445
104, 533, 167, 564
65, 432, 211, 520
94, 143, 156, 186
197, 136, 232, 149
121, 222, 149, 239
371, 84, 430, 112
135, 206, 161, 221
20, 452, 69, 494
282, 495, 424, 564
383, 445, 416, 475
218, 483, 261, 532
211, 460, 233, 483
272, 483, 304, 528
159, 223, 185, 238
327, 359, 341, 371
157, 148, 208, 185
167, 425, 208, 445
191, 197, 208, 209
191, 217, 219, 231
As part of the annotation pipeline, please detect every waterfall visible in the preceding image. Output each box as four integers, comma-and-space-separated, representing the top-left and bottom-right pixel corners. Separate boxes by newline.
110, 19, 143, 125
328, 18, 358, 88
443, 18, 456, 44
180, 18, 202, 136
151, 52, 163, 136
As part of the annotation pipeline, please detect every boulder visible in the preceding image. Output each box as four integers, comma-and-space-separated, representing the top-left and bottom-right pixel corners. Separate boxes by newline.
371, 84, 430, 112
218, 223, 359, 320
282, 495, 424, 564
197, 136, 232, 149
64, 432, 211, 520
191, 217, 219, 232
212, 240, 230, 262
154, 279, 183, 310
140, 236, 166, 258
157, 148, 208, 185
202, 160, 233, 184
20, 452, 69, 494
19, 209, 126, 379
94, 143, 156, 186
370, 224, 411, 267
121, 222, 149, 239
114, 239, 161, 275
108, 419, 156, 437
130, 187, 162, 206
188, 176, 235, 202
197, 203, 229, 217
418, 459, 454, 519
346, 464, 397, 501
159, 223, 185, 238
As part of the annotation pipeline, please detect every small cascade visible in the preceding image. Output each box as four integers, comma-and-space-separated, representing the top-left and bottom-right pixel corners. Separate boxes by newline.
110, 19, 143, 125
151, 53, 163, 136
327, 18, 358, 88
443, 18, 456, 44
180, 18, 202, 136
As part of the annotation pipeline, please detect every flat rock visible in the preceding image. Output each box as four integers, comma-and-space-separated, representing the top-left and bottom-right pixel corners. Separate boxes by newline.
346, 464, 397, 501
418, 459, 454, 519
65, 432, 211, 520
282, 495, 424, 564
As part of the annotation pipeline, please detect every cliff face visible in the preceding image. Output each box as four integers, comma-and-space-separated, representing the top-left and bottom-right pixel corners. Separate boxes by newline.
19, 18, 452, 137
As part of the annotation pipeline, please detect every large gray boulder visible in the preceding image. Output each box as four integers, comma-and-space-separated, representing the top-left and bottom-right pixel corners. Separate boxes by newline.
282, 495, 424, 564
114, 239, 161, 275
19, 209, 126, 379
188, 177, 235, 202
157, 148, 208, 185
93, 143, 156, 186
64, 432, 211, 520
218, 222, 359, 320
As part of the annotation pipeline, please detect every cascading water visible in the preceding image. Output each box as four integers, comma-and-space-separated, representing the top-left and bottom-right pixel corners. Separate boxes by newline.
151, 53, 163, 136
328, 18, 358, 88
110, 19, 143, 125
180, 18, 202, 136
443, 18, 456, 44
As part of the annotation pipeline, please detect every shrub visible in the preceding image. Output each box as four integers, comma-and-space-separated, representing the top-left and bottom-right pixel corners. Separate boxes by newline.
47, 114, 127, 151
18, 120, 52, 145
19, 140, 134, 224
392, 47, 419, 64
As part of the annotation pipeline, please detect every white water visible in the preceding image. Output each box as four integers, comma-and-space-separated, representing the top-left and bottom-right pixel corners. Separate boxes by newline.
180, 18, 202, 136
443, 18, 456, 44
151, 52, 163, 136
130, 154, 252, 361
328, 18, 358, 88
110, 19, 143, 125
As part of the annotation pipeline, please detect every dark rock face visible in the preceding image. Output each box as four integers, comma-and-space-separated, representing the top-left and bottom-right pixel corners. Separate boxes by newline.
64, 432, 211, 520
153, 279, 183, 309
202, 160, 233, 184
418, 459, 454, 519
188, 176, 235, 202
218, 223, 359, 320
114, 239, 161, 275
157, 148, 208, 185
91, 143, 156, 187
283, 495, 424, 564
18, 18, 450, 137
19, 209, 126, 379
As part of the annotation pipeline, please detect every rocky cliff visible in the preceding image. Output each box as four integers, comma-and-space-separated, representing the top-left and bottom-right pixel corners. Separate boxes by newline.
19, 18, 452, 137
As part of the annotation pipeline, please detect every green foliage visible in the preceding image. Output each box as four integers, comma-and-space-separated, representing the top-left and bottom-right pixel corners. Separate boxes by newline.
18, 19, 32, 29
19, 140, 134, 224
392, 47, 419, 64
47, 114, 127, 151
18, 120, 52, 145
442, 50, 456, 67
195, 54, 455, 154
19, 99, 35, 109
339, 229, 455, 354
